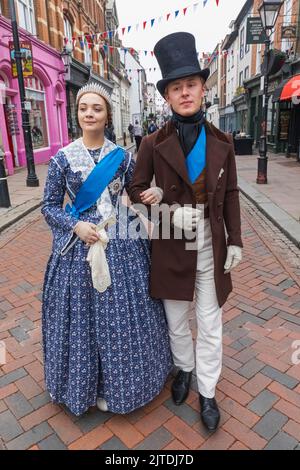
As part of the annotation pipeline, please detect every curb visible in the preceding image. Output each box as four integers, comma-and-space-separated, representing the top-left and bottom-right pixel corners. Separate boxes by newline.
239, 176, 300, 249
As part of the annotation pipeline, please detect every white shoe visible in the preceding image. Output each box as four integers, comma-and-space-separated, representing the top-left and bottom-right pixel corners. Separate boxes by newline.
96, 398, 108, 412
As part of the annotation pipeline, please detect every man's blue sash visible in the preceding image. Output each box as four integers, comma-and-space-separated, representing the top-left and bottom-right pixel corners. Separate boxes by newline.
185, 127, 206, 184
65, 146, 125, 219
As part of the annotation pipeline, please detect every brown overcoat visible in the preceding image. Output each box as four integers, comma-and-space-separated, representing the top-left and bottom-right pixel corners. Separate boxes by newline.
128, 120, 243, 307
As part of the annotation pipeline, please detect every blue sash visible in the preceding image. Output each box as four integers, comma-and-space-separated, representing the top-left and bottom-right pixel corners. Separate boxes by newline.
65, 146, 125, 219
185, 127, 206, 184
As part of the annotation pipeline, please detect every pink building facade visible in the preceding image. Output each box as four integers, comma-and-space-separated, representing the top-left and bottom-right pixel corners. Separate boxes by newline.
0, 15, 68, 175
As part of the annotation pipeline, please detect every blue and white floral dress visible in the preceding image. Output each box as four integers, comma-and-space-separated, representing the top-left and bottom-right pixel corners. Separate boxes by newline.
42, 137, 172, 416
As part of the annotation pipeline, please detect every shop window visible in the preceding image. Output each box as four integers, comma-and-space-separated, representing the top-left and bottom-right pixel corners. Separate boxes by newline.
99, 52, 105, 77
17, 0, 36, 35
25, 77, 49, 149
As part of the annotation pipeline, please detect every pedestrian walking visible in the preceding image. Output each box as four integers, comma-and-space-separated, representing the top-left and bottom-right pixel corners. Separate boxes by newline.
128, 123, 134, 143
133, 120, 143, 152
148, 121, 158, 135
129, 33, 243, 432
42, 81, 172, 416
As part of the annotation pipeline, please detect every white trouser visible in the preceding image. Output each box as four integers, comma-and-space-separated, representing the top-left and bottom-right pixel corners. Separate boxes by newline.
163, 218, 223, 399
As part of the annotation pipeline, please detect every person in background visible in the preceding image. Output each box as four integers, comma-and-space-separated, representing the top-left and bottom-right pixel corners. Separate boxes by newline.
133, 120, 143, 152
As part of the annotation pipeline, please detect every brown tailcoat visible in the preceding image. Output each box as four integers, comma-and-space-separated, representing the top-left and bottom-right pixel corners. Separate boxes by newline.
128, 120, 243, 307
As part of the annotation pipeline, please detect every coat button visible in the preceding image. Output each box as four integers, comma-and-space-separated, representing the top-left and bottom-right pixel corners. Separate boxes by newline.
217, 216, 222, 222
217, 202, 223, 207
217, 185, 221, 191
170, 185, 177, 191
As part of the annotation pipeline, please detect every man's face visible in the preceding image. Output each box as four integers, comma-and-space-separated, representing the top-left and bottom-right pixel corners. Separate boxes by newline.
164, 75, 205, 116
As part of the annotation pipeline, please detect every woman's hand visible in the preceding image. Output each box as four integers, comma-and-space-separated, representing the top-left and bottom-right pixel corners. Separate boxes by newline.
74, 222, 100, 245
140, 187, 163, 205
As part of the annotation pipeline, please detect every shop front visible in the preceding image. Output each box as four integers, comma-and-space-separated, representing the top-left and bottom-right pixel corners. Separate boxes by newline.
0, 15, 68, 175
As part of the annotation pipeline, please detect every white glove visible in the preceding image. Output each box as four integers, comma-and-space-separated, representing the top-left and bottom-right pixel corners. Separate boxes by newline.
172, 207, 202, 231
140, 187, 163, 205
224, 245, 242, 273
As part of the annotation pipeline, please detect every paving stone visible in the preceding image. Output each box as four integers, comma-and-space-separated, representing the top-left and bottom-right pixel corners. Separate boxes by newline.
4, 392, 34, 419
253, 410, 289, 440
264, 288, 289, 300
278, 280, 295, 290
38, 434, 67, 450
6, 422, 53, 450
259, 308, 280, 321
9, 327, 30, 342
248, 390, 279, 417
17, 318, 35, 332
99, 437, 128, 450
261, 366, 298, 389
75, 409, 113, 433
0, 368, 28, 388
164, 399, 199, 426
30, 391, 52, 410
278, 311, 300, 326
237, 359, 265, 379
264, 431, 298, 450
135, 427, 173, 450
229, 340, 245, 352
0, 409, 23, 442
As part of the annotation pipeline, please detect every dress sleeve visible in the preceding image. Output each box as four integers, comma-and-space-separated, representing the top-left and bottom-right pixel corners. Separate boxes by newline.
41, 154, 79, 233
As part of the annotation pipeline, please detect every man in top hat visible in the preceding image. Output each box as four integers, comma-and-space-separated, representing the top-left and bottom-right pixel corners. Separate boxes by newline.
129, 32, 243, 432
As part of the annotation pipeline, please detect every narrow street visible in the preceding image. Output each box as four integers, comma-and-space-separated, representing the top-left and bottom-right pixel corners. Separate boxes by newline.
1, 194, 300, 450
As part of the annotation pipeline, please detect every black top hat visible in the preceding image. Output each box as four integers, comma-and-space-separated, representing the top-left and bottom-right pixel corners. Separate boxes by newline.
154, 32, 209, 96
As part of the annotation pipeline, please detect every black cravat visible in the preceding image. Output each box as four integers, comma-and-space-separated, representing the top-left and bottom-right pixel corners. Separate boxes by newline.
172, 109, 205, 157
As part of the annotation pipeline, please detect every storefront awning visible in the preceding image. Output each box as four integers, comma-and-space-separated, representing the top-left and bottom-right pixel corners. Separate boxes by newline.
272, 74, 300, 103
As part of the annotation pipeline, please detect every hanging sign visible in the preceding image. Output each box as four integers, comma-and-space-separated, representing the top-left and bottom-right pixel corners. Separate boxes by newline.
246, 17, 267, 44
9, 41, 34, 78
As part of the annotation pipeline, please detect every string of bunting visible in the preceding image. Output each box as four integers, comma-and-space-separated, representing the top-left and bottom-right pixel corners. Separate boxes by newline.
63, 37, 228, 61
64, 0, 220, 46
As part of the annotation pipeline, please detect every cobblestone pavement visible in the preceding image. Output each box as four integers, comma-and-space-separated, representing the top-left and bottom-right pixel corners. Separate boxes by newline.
0, 196, 300, 450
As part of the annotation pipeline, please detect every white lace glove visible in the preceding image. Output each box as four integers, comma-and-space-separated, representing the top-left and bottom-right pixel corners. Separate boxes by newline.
172, 207, 202, 231
224, 245, 242, 273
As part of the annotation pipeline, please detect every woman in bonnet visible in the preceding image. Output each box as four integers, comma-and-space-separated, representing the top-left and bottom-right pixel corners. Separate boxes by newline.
42, 82, 172, 416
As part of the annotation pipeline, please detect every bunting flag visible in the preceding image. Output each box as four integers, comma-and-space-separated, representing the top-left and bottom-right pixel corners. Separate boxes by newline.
65, 36, 228, 59
64, 1, 222, 42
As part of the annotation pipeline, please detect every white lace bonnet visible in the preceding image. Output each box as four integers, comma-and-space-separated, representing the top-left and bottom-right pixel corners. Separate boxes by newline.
76, 82, 112, 108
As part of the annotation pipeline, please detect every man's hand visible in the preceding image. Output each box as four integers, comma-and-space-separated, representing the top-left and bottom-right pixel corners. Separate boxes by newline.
140, 187, 163, 205
172, 207, 202, 231
224, 245, 242, 273
74, 222, 100, 246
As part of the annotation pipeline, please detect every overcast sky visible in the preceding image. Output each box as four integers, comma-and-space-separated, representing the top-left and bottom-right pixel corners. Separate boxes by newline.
115, 0, 246, 86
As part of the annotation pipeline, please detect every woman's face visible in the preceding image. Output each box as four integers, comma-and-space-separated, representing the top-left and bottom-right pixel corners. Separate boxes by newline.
78, 93, 108, 134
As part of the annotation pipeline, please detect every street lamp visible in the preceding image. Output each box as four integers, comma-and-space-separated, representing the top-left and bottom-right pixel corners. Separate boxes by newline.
9, 0, 39, 187
257, 0, 283, 184
61, 46, 72, 81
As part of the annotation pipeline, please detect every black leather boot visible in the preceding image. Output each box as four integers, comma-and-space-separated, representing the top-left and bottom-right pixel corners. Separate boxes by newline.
171, 370, 192, 405
199, 394, 220, 431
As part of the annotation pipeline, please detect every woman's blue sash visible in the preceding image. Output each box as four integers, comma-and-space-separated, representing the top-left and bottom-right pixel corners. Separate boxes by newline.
185, 127, 206, 184
65, 146, 125, 219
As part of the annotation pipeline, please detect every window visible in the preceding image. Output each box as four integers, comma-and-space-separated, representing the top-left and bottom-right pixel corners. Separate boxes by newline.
231, 48, 234, 68
240, 27, 245, 60
84, 39, 92, 66
244, 66, 249, 80
25, 77, 49, 149
17, 0, 36, 34
282, 0, 293, 52
64, 17, 73, 52
99, 52, 105, 77
239, 71, 243, 87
